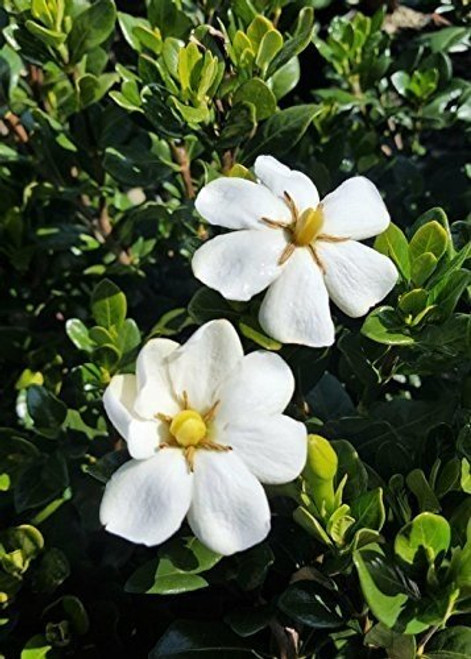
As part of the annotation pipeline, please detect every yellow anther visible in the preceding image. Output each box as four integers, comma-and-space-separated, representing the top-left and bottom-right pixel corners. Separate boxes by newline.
293, 206, 324, 247
170, 409, 207, 447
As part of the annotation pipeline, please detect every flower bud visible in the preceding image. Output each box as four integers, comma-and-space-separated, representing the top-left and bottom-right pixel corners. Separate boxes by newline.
303, 435, 338, 517
306, 435, 338, 481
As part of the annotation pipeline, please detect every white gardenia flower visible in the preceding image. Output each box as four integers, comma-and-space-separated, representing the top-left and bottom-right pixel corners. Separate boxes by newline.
192, 155, 398, 348
99, 319, 307, 556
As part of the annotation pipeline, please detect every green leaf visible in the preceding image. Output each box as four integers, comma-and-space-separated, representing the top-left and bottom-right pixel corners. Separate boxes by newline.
247, 16, 272, 52
238, 316, 281, 350
66, 319, 94, 352
226, 605, 273, 638
103, 144, 170, 186
77, 73, 119, 108
350, 488, 385, 533
117, 318, 141, 356
374, 223, 411, 281
26, 386, 67, 432
268, 56, 300, 100
266, 7, 314, 77
424, 626, 471, 658
118, 12, 152, 52
411, 252, 438, 286
218, 101, 257, 149
406, 469, 441, 513
293, 505, 333, 545
241, 104, 318, 163
235, 543, 274, 591
3, 525, 44, 560
93, 344, 121, 371
353, 548, 427, 633
125, 537, 221, 595
148, 0, 191, 39
365, 622, 416, 659
409, 221, 448, 263
398, 289, 428, 316
188, 287, 239, 324
91, 279, 127, 330
149, 621, 259, 658
31, 548, 70, 594
429, 269, 471, 319
233, 78, 277, 121
255, 29, 283, 73
25, 20, 66, 48
332, 440, 368, 500
362, 307, 414, 345
395, 512, 451, 567
307, 373, 354, 422
68, 0, 116, 63
21, 635, 53, 659
278, 581, 345, 628
14, 453, 69, 513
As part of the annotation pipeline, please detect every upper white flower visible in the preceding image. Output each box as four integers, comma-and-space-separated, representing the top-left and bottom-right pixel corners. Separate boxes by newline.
192, 156, 398, 348
99, 319, 307, 556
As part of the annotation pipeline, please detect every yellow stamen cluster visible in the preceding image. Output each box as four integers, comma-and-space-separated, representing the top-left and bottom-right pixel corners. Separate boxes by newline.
170, 410, 207, 447
157, 393, 230, 471
262, 191, 349, 270
293, 207, 324, 246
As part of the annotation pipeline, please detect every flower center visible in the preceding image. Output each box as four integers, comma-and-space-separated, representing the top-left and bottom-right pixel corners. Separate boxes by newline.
293, 206, 324, 246
170, 409, 207, 447
156, 393, 231, 471
261, 191, 349, 270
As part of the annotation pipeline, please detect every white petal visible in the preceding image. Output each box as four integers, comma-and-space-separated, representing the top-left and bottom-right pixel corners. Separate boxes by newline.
216, 351, 295, 422
195, 177, 290, 230
188, 451, 270, 555
168, 320, 243, 412
100, 449, 192, 547
134, 338, 180, 419
221, 415, 307, 485
318, 240, 398, 317
103, 374, 137, 439
192, 229, 287, 302
103, 374, 163, 459
258, 248, 335, 348
321, 177, 390, 240
254, 155, 319, 212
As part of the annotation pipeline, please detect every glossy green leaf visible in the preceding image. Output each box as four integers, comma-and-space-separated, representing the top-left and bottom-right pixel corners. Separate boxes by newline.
241, 104, 318, 163
26, 386, 67, 432
395, 513, 451, 566
125, 537, 221, 595
68, 0, 116, 63
424, 626, 471, 658
91, 279, 127, 330
374, 223, 411, 281
350, 488, 385, 533
233, 78, 277, 120
362, 307, 414, 345
278, 581, 345, 628
149, 621, 259, 658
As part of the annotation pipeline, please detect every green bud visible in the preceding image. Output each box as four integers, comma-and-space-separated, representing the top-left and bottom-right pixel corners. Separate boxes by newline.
303, 435, 338, 517
306, 435, 338, 481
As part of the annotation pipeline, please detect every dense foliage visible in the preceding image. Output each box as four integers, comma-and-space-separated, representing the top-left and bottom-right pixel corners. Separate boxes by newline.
0, 0, 470, 657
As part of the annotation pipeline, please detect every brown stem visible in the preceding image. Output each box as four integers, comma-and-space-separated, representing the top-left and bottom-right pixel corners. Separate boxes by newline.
222, 149, 235, 174
96, 198, 132, 266
4, 112, 29, 144
417, 625, 439, 655
269, 620, 298, 659
171, 142, 195, 199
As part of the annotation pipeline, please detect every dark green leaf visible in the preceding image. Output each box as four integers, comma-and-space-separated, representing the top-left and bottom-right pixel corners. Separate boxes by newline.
91, 279, 127, 330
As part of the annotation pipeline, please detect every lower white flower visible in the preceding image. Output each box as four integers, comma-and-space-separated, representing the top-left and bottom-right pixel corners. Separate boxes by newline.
99, 319, 307, 556
192, 155, 398, 348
